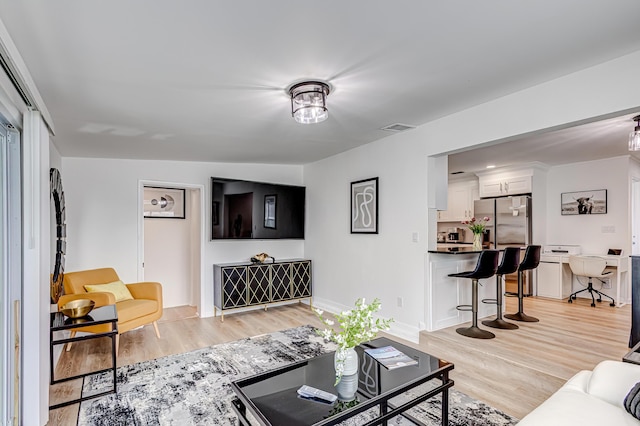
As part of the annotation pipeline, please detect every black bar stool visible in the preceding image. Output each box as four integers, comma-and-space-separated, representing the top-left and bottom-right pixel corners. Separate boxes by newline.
481, 247, 521, 330
448, 250, 499, 339
504, 245, 541, 322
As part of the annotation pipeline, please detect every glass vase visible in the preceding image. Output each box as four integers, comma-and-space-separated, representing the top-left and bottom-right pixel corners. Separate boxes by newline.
334, 347, 359, 401
472, 233, 483, 250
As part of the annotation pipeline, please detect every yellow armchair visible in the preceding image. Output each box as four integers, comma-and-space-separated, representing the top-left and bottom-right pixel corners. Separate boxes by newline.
58, 267, 163, 352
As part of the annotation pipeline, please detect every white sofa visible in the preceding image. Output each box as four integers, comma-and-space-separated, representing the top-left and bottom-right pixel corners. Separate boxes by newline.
518, 360, 640, 425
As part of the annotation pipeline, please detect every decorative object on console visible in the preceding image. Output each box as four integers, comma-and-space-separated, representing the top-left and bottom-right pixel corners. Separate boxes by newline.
462, 216, 490, 251
560, 189, 607, 215
143, 186, 185, 219
50, 168, 66, 304
250, 252, 275, 264
314, 298, 392, 385
351, 177, 379, 234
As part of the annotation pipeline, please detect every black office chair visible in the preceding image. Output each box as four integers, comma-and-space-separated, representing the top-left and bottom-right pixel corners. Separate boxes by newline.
448, 250, 500, 339
505, 245, 541, 322
482, 247, 521, 330
567, 256, 616, 307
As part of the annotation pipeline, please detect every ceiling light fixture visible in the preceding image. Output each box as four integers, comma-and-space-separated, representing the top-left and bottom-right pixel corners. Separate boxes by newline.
630, 115, 640, 151
289, 81, 330, 124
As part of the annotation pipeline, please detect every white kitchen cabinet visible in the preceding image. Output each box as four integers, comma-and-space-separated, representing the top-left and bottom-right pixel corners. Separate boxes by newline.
478, 174, 532, 198
437, 180, 479, 222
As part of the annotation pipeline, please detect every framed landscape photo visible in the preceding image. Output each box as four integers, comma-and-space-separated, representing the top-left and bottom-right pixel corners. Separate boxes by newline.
351, 177, 378, 234
264, 194, 276, 229
561, 189, 607, 215
143, 186, 186, 219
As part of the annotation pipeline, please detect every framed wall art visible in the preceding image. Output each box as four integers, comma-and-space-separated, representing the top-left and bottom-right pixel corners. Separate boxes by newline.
351, 177, 378, 234
560, 189, 607, 215
143, 186, 186, 219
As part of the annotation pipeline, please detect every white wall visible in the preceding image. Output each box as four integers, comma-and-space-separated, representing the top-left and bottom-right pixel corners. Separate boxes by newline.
305, 49, 640, 342
305, 136, 428, 342
545, 156, 630, 254
61, 157, 305, 317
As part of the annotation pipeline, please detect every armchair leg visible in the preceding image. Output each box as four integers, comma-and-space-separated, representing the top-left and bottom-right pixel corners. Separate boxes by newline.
152, 321, 161, 338
115, 334, 119, 354
65, 331, 77, 351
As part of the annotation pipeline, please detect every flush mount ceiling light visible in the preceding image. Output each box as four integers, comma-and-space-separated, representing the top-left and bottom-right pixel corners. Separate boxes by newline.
289, 81, 330, 124
630, 115, 640, 151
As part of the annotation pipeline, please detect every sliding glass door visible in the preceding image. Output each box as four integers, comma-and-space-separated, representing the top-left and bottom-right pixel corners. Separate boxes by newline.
1, 122, 21, 426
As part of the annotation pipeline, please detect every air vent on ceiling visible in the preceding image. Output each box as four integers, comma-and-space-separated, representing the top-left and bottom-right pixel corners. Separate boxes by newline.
450, 171, 465, 175
380, 123, 416, 132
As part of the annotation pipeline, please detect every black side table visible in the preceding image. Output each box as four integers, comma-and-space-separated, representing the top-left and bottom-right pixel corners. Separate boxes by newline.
49, 304, 118, 409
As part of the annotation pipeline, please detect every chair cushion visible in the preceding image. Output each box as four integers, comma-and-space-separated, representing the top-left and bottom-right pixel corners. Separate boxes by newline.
117, 299, 158, 323
85, 280, 134, 302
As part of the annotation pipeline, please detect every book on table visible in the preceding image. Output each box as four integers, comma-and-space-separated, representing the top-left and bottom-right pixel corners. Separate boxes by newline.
364, 345, 418, 370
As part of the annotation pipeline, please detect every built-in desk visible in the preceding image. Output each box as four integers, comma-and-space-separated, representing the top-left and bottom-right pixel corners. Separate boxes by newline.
538, 254, 629, 307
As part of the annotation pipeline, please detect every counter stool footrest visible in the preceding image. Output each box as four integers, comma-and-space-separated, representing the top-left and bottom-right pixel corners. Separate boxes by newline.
481, 298, 497, 304
455, 304, 472, 312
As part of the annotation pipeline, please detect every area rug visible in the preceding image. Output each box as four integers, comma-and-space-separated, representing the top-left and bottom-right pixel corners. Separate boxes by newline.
78, 325, 518, 426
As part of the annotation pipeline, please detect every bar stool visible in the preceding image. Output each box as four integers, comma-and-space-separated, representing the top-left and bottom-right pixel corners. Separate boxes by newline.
481, 247, 521, 330
504, 245, 541, 322
448, 250, 500, 339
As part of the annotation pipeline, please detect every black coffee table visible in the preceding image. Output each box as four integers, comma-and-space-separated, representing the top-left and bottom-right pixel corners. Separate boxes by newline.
231, 337, 454, 426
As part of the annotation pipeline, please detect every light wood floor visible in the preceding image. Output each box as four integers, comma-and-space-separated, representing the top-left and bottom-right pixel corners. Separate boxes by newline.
48, 297, 631, 425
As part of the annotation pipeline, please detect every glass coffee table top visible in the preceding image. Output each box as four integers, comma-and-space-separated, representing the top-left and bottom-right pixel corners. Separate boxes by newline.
232, 337, 453, 426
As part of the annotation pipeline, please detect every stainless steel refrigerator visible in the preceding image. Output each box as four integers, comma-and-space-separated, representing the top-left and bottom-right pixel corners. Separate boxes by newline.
474, 195, 533, 294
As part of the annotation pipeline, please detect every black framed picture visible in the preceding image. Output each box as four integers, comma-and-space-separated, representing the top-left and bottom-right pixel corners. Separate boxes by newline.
264, 194, 276, 229
143, 186, 186, 219
561, 189, 607, 215
351, 177, 378, 234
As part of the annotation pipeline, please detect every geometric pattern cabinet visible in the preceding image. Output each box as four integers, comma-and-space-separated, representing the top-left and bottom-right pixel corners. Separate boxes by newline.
214, 259, 312, 321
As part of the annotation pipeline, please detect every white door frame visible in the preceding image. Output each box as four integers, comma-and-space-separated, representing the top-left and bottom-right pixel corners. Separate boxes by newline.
137, 180, 206, 316
1, 123, 20, 426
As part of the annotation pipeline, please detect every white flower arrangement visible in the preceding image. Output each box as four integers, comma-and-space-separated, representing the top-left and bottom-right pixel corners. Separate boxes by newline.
314, 298, 393, 384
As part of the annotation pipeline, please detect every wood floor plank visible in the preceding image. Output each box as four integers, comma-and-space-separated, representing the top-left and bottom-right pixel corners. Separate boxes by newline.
48, 297, 632, 425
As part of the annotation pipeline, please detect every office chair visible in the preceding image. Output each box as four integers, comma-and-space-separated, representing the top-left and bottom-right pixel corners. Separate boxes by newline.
448, 250, 500, 339
567, 256, 615, 307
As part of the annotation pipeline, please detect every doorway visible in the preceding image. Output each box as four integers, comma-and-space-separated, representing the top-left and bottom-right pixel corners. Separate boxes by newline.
139, 183, 204, 315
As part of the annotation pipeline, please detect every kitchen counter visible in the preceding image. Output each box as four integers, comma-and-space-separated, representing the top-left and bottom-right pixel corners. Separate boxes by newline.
429, 247, 483, 254
425, 249, 497, 331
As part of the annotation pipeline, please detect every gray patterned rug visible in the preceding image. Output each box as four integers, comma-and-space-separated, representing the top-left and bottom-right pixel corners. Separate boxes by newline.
78, 325, 518, 425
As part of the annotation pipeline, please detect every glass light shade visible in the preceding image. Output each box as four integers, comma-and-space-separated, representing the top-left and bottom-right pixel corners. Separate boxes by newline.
290, 82, 329, 124
630, 127, 640, 151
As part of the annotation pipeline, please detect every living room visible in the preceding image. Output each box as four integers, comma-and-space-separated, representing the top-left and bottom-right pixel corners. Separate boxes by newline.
3, 2, 640, 425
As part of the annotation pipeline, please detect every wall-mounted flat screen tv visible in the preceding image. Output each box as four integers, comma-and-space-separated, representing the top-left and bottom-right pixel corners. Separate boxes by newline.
211, 177, 305, 240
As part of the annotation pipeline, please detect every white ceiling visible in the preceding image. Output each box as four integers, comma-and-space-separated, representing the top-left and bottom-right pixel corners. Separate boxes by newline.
1, 1, 640, 165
